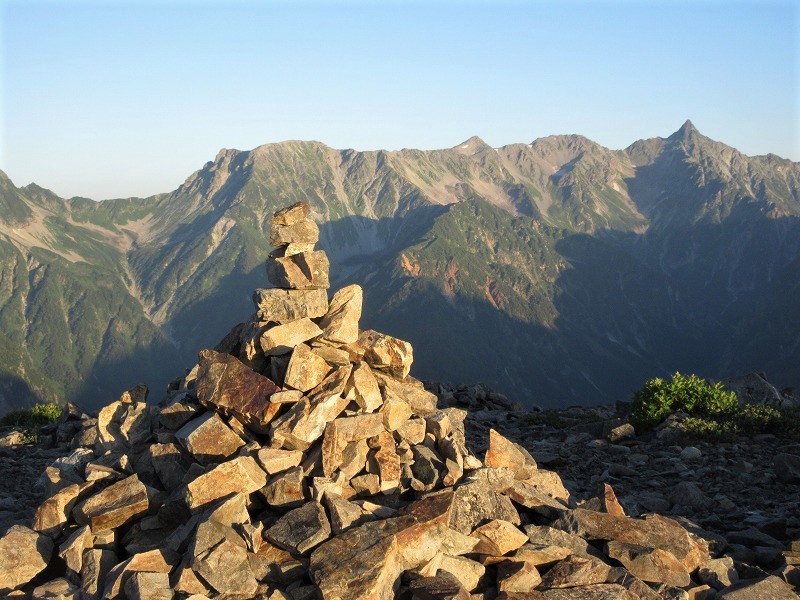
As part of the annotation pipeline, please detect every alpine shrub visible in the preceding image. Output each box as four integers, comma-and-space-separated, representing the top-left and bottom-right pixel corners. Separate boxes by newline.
629, 372, 737, 431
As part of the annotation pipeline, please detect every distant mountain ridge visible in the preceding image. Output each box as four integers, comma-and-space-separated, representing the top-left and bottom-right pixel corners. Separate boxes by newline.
1, 121, 798, 413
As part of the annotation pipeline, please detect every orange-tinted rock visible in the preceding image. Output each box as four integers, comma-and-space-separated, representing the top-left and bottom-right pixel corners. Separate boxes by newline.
470, 520, 529, 556
185, 456, 268, 510
260, 319, 323, 356
322, 413, 385, 477
606, 541, 691, 587
195, 349, 281, 433
73, 474, 150, 531
284, 343, 332, 392
485, 429, 537, 479
268, 249, 330, 289
253, 287, 329, 323
0, 525, 53, 593
175, 412, 245, 465
358, 330, 414, 379
539, 555, 612, 589
319, 285, 362, 344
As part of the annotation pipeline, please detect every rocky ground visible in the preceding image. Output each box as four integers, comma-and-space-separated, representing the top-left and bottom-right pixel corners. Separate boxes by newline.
436, 384, 800, 567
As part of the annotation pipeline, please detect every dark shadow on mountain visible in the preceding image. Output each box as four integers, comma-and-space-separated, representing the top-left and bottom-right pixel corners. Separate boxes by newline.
0, 374, 46, 416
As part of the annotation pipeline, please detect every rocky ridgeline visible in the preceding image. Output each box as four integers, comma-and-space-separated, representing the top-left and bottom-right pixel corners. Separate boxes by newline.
0, 203, 798, 600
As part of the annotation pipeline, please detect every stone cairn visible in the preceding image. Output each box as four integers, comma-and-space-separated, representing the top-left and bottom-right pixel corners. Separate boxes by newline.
1, 202, 795, 600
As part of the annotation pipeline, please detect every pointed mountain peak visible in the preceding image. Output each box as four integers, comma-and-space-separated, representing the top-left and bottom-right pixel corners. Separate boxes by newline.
671, 119, 700, 140
452, 136, 491, 155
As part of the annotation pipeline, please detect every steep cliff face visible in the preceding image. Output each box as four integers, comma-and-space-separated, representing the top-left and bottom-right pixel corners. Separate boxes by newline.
1, 122, 798, 411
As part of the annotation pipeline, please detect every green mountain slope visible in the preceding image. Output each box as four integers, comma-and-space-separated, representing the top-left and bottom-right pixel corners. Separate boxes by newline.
1, 122, 798, 412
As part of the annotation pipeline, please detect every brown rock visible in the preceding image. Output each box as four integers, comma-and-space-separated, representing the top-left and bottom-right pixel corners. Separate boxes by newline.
319, 284, 363, 344
192, 535, 258, 596
261, 318, 324, 356
716, 575, 799, 599
375, 372, 438, 416
372, 430, 402, 492
73, 474, 149, 531
104, 549, 179, 599
58, 525, 92, 576
503, 479, 570, 518
524, 525, 599, 560
272, 201, 309, 227
503, 584, 638, 599
322, 413, 386, 476
698, 556, 738, 590
31, 578, 79, 600
358, 330, 414, 379
539, 555, 612, 589
96, 385, 150, 452
397, 416, 427, 444
253, 287, 329, 322
555, 509, 708, 573
470, 520, 529, 556
185, 456, 268, 510
265, 501, 331, 555
284, 343, 332, 391
351, 473, 382, 495
195, 349, 282, 432
124, 572, 173, 600
497, 559, 542, 593
324, 494, 369, 534
408, 570, 471, 600
0, 525, 53, 593
310, 492, 454, 600
158, 396, 199, 430
256, 447, 304, 475
348, 361, 383, 412
448, 468, 521, 534
270, 365, 352, 450
380, 397, 414, 431
268, 248, 330, 289
80, 547, 117, 600
175, 411, 245, 464
147, 442, 196, 490
485, 429, 537, 479
439, 555, 485, 591
33, 482, 93, 536
340, 438, 370, 480
270, 218, 319, 247
606, 541, 691, 587
263, 466, 307, 508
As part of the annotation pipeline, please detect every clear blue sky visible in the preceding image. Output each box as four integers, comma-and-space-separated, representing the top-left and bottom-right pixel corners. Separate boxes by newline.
1, 0, 797, 199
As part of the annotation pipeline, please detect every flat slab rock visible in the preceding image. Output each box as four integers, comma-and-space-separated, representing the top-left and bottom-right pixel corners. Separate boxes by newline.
195, 349, 282, 432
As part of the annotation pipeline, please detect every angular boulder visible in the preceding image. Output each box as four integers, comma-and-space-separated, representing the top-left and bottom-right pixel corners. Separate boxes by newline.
253, 287, 328, 322
319, 284, 362, 344
195, 349, 282, 433
0, 525, 54, 593
73, 474, 150, 531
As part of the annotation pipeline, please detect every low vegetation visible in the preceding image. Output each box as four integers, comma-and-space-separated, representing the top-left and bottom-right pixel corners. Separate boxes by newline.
630, 372, 800, 440
0, 402, 61, 442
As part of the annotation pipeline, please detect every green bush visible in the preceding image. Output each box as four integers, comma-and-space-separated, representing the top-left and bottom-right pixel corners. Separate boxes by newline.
681, 405, 800, 440
629, 372, 737, 431
0, 402, 62, 429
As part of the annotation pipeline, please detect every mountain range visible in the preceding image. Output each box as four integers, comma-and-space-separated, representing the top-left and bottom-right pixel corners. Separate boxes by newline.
1, 120, 798, 413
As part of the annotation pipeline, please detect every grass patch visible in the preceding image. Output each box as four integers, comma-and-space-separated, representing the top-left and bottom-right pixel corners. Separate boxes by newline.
0, 403, 61, 443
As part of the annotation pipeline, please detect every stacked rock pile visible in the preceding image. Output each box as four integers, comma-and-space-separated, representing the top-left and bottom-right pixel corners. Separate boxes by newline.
0, 202, 797, 600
